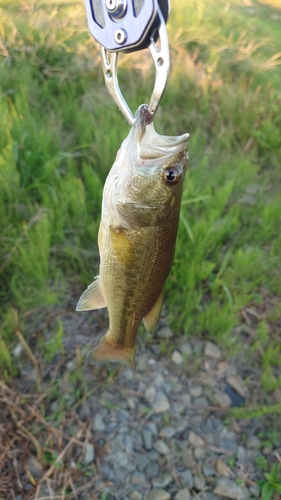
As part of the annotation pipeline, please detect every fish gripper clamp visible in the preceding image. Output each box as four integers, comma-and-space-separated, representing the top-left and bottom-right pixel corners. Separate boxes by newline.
84, 0, 170, 125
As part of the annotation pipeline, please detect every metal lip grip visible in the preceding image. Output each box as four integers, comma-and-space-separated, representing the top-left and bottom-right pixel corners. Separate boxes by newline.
84, 0, 170, 125
85, 0, 168, 52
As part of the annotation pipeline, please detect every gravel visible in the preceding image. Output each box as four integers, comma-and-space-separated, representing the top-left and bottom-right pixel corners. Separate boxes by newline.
9, 315, 275, 500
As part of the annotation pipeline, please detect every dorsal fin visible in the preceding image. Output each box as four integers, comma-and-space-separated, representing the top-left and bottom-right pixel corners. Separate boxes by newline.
76, 276, 106, 311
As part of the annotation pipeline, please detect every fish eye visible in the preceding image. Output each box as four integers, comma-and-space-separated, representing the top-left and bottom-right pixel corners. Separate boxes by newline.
163, 166, 180, 186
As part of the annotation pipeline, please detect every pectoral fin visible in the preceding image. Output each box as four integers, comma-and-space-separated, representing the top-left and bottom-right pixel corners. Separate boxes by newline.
87, 332, 136, 369
143, 289, 164, 333
76, 276, 106, 311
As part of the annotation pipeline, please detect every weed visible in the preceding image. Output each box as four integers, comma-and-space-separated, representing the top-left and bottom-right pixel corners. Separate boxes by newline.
227, 457, 235, 468
38, 318, 64, 363
258, 463, 281, 500
255, 455, 270, 472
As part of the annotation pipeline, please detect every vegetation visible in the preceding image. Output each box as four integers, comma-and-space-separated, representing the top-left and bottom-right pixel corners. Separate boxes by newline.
1, 0, 281, 402
258, 463, 281, 500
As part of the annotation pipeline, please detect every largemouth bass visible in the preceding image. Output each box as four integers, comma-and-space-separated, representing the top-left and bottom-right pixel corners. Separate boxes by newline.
76, 104, 189, 368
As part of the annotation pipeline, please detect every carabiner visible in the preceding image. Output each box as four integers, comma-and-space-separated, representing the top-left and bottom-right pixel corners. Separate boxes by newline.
100, 7, 170, 125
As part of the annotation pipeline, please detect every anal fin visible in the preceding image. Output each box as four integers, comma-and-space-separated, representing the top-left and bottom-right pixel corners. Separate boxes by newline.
87, 332, 136, 369
76, 276, 106, 311
143, 289, 164, 333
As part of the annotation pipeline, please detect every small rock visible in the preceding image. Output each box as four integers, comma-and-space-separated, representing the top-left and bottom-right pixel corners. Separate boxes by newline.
123, 368, 134, 379
130, 492, 142, 500
153, 391, 170, 412
127, 397, 136, 410
179, 469, 194, 489
131, 471, 146, 486
219, 429, 237, 441
113, 450, 129, 468
216, 458, 233, 478
154, 374, 165, 385
82, 443, 95, 464
154, 440, 170, 455
147, 422, 158, 436
199, 372, 217, 387
226, 375, 248, 397
117, 409, 131, 422
180, 342, 193, 357
159, 426, 176, 439
194, 446, 205, 460
183, 449, 195, 468
217, 361, 228, 370
204, 341, 221, 359
147, 489, 171, 500
203, 466, 216, 476
182, 393, 192, 406
152, 474, 173, 488
127, 462, 137, 472
214, 478, 250, 500
189, 386, 202, 397
157, 326, 173, 338
194, 475, 206, 491
145, 461, 159, 478
93, 413, 106, 432
204, 494, 220, 500
219, 440, 237, 453
124, 434, 134, 453
172, 350, 184, 364
143, 428, 153, 450
214, 392, 232, 408
192, 340, 205, 354
249, 485, 260, 498
26, 455, 43, 478
102, 443, 111, 454
173, 401, 185, 413
262, 446, 272, 455
134, 452, 149, 470
145, 386, 157, 404
147, 450, 159, 461
188, 431, 204, 447
174, 489, 190, 500
236, 446, 248, 463
247, 435, 261, 449
12, 343, 23, 358
137, 355, 147, 371
25, 368, 38, 382
193, 396, 209, 407
175, 419, 189, 434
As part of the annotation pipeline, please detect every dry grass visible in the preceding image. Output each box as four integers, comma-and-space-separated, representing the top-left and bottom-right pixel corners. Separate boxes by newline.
0, 379, 113, 500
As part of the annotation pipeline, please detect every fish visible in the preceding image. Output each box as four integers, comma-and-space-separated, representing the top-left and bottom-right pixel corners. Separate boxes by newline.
76, 104, 189, 368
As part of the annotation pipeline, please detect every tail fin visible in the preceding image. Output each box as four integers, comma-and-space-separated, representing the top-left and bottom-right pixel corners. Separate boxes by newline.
87, 332, 136, 369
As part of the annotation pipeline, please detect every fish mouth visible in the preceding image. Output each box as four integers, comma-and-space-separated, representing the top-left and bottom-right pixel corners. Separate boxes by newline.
133, 104, 189, 160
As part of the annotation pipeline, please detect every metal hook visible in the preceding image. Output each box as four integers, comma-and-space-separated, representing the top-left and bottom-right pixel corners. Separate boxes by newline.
100, 8, 170, 126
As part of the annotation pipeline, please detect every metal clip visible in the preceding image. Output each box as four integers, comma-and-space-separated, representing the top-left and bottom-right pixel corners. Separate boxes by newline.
100, 8, 170, 126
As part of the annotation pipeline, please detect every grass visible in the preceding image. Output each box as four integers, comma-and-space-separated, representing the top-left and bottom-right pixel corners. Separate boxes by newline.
0, 0, 281, 409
